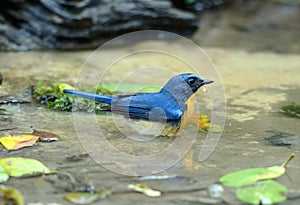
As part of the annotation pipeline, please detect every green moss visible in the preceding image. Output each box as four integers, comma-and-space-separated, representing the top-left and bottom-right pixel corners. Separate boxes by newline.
31, 81, 112, 112
280, 103, 300, 118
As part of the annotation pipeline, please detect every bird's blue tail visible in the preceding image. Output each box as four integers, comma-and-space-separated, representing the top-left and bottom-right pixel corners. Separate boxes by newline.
63, 90, 112, 104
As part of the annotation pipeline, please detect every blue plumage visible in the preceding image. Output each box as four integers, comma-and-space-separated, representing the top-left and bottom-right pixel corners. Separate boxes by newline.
63, 73, 213, 123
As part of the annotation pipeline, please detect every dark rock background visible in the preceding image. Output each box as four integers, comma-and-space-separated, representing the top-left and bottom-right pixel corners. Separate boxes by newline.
0, 0, 230, 51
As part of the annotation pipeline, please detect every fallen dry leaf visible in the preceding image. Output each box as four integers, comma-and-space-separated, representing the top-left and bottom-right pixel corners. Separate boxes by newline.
0, 135, 39, 150
31, 126, 60, 142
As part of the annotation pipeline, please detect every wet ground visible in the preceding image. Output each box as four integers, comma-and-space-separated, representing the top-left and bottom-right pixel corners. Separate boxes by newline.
1, 1, 300, 205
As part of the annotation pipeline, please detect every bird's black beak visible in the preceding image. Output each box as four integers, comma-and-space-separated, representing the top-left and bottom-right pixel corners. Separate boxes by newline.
198, 79, 213, 87
202, 79, 214, 85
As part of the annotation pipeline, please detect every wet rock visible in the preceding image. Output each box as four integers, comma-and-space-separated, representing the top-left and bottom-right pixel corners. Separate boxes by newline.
265, 130, 300, 150
0, 0, 201, 51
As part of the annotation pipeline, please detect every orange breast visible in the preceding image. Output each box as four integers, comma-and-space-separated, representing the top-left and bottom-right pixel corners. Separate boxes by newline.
160, 93, 210, 136
177, 93, 196, 132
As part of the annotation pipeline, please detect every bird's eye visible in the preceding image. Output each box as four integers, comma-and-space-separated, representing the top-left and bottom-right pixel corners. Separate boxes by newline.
188, 78, 196, 84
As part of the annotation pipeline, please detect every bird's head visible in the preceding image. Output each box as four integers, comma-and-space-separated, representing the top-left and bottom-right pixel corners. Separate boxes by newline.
180, 73, 213, 93
161, 73, 213, 101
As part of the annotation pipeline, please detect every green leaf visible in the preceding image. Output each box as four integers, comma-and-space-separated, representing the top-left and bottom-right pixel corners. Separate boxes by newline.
0, 157, 51, 177
236, 180, 288, 205
219, 166, 284, 187
220, 166, 283, 187
0, 165, 9, 183
219, 154, 294, 187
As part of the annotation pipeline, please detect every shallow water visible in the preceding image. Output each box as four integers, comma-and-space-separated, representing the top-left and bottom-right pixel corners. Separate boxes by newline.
1, 46, 299, 204
1, 2, 300, 205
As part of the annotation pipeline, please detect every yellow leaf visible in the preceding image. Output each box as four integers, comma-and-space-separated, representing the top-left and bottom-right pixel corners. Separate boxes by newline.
199, 114, 211, 129
0, 157, 50, 177
0, 185, 24, 205
128, 184, 161, 197
0, 135, 39, 150
190, 113, 211, 130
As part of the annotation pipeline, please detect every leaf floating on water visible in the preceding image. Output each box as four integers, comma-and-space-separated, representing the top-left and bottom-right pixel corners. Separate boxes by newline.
219, 154, 294, 187
0, 135, 39, 150
0, 165, 9, 183
31, 126, 61, 142
65, 192, 99, 204
236, 180, 288, 205
0, 185, 24, 205
219, 167, 284, 188
0, 157, 51, 177
127, 184, 161, 197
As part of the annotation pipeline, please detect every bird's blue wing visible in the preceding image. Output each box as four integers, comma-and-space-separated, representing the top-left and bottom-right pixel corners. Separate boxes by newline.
112, 93, 183, 121
112, 94, 152, 120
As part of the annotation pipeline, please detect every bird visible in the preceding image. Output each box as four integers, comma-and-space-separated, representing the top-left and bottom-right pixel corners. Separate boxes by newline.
63, 73, 213, 136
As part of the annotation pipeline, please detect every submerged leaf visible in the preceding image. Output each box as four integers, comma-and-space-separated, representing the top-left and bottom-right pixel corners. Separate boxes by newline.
65, 192, 99, 204
236, 180, 288, 205
0, 185, 24, 205
0, 135, 39, 150
128, 184, 161, 197
0, 157, 51, 177
0, 165, 9, 183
